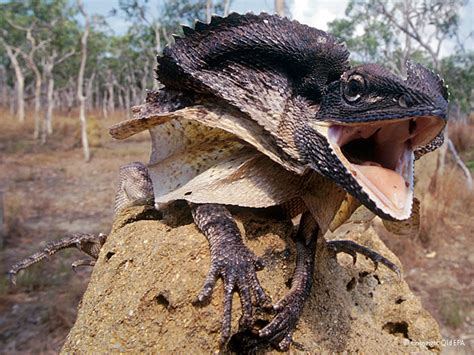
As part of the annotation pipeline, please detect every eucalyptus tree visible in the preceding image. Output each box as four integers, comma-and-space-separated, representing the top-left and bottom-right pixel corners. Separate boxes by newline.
0, 2, 30, 122
77, 0, 91, 162
328, 0, 466, 74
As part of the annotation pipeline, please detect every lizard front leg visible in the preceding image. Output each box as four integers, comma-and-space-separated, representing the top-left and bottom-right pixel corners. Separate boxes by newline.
191, 204, 271, 347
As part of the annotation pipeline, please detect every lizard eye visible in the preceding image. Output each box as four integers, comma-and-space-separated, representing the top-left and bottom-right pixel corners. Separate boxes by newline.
343, 75, 365, 103
398, 94, 414, 108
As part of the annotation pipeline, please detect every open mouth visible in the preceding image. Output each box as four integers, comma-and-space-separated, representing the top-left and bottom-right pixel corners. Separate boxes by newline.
327, 116, 445, 219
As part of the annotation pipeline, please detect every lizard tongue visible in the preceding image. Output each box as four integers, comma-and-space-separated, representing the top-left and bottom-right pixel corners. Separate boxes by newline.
351, 163, 408, 211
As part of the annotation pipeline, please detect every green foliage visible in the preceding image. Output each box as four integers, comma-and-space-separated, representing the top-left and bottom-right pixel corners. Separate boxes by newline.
441, 52, 474, 113
0, 0, 471, 120
0, 0, 80, 89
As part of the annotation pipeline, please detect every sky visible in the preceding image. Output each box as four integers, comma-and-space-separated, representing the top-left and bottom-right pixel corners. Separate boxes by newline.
83, 0, 473, 56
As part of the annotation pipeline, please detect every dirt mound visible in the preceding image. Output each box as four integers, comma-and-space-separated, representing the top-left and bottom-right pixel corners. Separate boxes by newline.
61, 205, 441, 353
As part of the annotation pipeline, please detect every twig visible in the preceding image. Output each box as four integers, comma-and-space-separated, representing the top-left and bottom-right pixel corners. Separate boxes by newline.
447, 138, 473, 190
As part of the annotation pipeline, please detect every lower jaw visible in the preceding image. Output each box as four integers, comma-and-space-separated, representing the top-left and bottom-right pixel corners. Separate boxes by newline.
327, 141, 414, 220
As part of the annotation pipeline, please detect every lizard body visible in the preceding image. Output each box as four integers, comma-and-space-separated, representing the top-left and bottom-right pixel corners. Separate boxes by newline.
9, 13, 448, 352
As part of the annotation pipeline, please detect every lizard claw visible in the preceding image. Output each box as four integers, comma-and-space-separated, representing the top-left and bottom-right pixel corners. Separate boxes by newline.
71, 258, 96, 272
7, 271, 17, 286
258, 289, 305, 351
194, 243, 270, 347
327, 240, 401, 278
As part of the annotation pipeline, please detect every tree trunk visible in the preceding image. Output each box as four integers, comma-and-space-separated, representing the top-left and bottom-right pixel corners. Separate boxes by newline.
206, 0, 213, 22
86, 73, 95, 111
77, 0, 91, 162
223, 0, 230, 16
3, 45, 25, 122
117, 89, 124, 110
130, 71, 138, 105
141, 61, 150, 100
45, 75, 55, 136
102, 90, 109, 118
32, 67, 42, 140
94, 81, 100, 109
0, 189, 4, 249
66, 84, 75, 116
447, 138, 473, 190
41, 59, 55, 141
107, 82, 115, 114
0, 65, 7, 108
125, 87, 131, 119
275, 0, 285, 16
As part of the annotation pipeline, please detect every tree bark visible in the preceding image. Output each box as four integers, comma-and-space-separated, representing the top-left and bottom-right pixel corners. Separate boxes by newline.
0, 189, 4, 249
0, 65, 7, 108
275, 0, 285, 16
125, 87, 131, 119
65, 82, 75, 116
140, 60, 150, 100
206, 0, 213, 22
447, 138, 473, 190
30, 62, 42, 140
86, 73, 95, 111
223, 0, 230, 16
102, 90, 109, 118
42, 59, 54, 142
45, 75, 54, 138
10, 24, 50, 138
43, 50, 75, 138
3, 44, 25, 122
106, 71, 115, 114
77, 0, 91, 162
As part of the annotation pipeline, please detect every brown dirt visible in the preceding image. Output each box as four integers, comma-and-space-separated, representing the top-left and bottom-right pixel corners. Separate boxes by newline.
0, 110, 149, 353
0, 110, 472, 353
62, 205, 441, 353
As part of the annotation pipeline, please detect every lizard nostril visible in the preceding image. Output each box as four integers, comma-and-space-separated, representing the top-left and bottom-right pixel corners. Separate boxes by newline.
398, 94, 414, 108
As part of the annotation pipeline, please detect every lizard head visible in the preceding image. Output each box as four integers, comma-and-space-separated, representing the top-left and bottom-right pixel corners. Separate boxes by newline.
306, 62, 448, 220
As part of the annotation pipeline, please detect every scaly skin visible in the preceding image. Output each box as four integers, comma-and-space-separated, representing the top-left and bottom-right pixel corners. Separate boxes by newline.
10, 13, 449, 352
191, 204, 271, 346
8, 232, 107, 285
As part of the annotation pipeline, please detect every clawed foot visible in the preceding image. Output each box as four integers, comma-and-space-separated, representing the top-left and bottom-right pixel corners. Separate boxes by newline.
327, 239, 401, 278
257, 288, 306, 351
194, 243, 271, 347
8, 232, 107, 285
71, 258, 96, 271
243, 212, 318, 352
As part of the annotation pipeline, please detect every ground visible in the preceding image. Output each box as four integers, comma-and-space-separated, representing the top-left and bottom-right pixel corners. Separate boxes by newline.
0, 110, 472, 353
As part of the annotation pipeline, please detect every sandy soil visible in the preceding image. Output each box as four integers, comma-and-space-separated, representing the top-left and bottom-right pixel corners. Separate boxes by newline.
0, 112, 472, 353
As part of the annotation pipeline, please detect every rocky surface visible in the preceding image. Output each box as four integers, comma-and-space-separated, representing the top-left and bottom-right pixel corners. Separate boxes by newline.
62, 205, 441, 353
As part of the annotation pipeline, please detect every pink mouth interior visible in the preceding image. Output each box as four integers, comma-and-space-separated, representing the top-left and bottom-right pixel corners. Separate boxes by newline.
328, 116, 444, 219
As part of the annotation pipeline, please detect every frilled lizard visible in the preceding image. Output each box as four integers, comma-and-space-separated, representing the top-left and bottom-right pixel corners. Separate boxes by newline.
9, 13, 448, 352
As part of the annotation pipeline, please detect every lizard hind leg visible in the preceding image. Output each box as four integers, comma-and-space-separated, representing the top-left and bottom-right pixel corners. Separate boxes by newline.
7, 232, 106, 285
191, 204, 271, 348
256, 211, 319, 351
71, 258, 96, 271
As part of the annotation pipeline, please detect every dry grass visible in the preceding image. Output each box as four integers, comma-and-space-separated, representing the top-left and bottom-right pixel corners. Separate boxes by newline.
449, 119, 474, 154
419, 167, 474, 246
0, 107, 150, 353
1, 108, 473, 351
